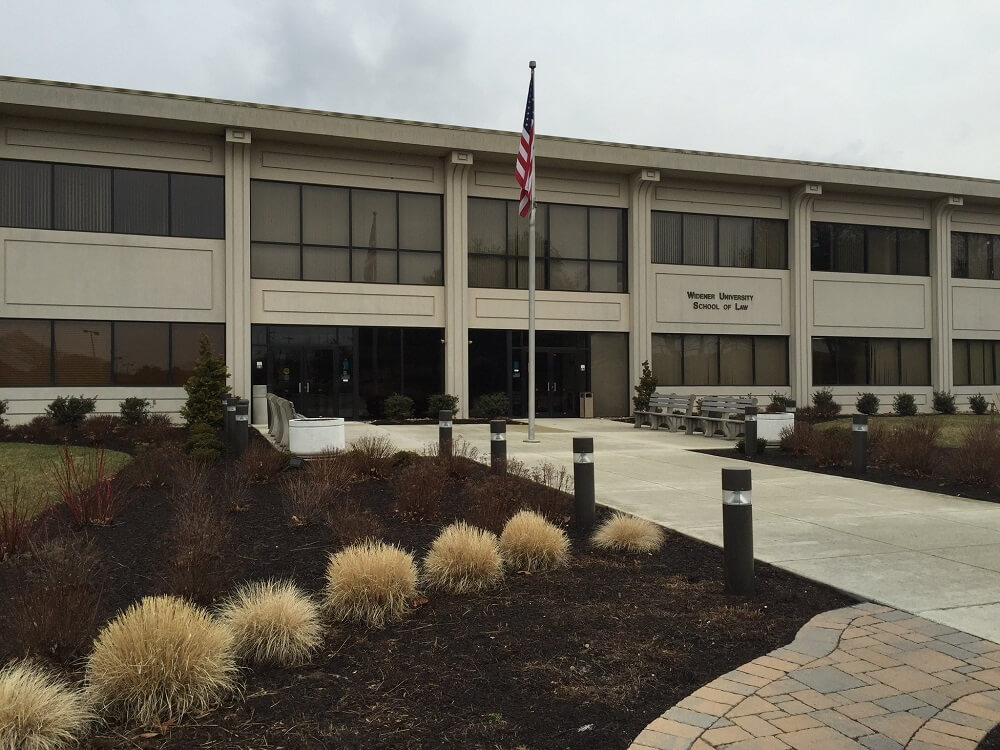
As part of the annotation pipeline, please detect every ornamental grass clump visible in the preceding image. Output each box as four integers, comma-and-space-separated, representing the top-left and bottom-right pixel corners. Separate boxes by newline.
0, 661, 92, 750
216, 580, 323, 666
423, 522, 503, 594
499, 510, 570, 572
85, 595, 238, 727
324, 540, 418, 628
592, 513, 664, 553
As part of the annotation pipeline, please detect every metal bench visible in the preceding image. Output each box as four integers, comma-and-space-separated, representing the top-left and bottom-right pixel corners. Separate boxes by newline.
265, 393, 303, 449
635, 393, 697, 431
695, 396, 758, 439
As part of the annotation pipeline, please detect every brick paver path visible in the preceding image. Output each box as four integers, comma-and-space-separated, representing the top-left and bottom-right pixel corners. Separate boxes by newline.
629, 603, 1000, 750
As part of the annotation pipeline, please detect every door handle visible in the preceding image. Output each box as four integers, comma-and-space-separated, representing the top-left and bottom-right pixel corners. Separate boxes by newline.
305, 382, 310, 393
298, 382, 302, 393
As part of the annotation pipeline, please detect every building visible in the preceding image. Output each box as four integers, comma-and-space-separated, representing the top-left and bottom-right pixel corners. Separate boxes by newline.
1, 76, 999, 422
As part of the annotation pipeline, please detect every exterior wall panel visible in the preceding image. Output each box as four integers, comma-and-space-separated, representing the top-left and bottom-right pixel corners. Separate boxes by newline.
812, 276, 930, 334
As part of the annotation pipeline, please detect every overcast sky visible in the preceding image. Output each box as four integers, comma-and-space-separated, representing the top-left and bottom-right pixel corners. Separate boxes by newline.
2, 0, 999, 179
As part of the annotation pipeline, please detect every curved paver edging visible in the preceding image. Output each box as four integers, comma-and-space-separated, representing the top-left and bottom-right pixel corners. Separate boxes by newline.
630, 603, 1000, 750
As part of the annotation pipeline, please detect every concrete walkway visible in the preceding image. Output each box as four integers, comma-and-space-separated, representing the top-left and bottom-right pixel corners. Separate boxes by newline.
344, 418, 1000, 643
629, 603, 1000, 750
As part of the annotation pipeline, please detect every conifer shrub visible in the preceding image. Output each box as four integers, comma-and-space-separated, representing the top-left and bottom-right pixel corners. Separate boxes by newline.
632, 360, 656, 413
499, 510, 570, 572
180, 334, 230, 430
45, 396, 97, 427
809, 388, 841, 420
85, 595, 238, 727
184, 422, 224, 463
324, 540, 418, 628
0, 661, 92, 750
0, 399, 7, 426
932, 390, 956, 414
893, 392, 918, 417
969, 393, 989, 415
592, 513, 664, 553
216, 580, 323, 666
855, 392, 880, 416
118, 397, 151, 426
470, 392, 510, 420
382, 393, 413, 421
423, 522, 503, 594
425, 393, 459, 419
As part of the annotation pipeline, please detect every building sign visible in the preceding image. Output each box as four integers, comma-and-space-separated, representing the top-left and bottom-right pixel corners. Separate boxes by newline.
688, 290, 754, 313
655, 272, 784, 327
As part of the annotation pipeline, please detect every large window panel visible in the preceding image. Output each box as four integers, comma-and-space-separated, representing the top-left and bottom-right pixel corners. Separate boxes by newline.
589, 208, 624, 261
303, 246, 350, 282
651, 212, 683, 264
651, 334, 683, 386
468, 198, 506, 254
468, 255, 508, 288
683, 334, 719, 386
718, 216, 753, 268
754, 336, 787, 385
170, 174, 225, 239
0, 319, 51, 386
967, 235, 991, 280
682, 214, 716, 265
719, 335, 753, 385
898, 229, 928, 276
812, 338, 837, 385
835, 337, 867, 385
352, 249, 397, 283
114, 322, 169, 385
171, 323, 225, 385
953, 341, 970, 386
251, 243, 300, 280
0, 160, 51, 229
952, 233, 969, 277
352, 189, 397, 249
867, 227, 897, 274
53, 165, 112, 232
590, 261, 624, 293
549, 204, 588, 259
754, 219, 787, 269
811, 223, 833, 271
899, 339, 930, 385
814, 221, 928, 276
834, 225, 865, 273
399, 251, 442, 285
252, 181, 300, 243
54, 320, 111, 386
301, 185, 349, 246
869, 339, 900, 385
399, 193, 441, 251
549, 259, 588, 291
813, 336, 929, 385
113, 169, 168, 235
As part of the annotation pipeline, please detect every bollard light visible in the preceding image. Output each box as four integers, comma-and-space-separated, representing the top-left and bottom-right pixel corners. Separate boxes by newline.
573, 436, 596, 530
743, 405, 758, 457
852, 413, 868, 473
784, 399, 797, 414
438, 409, 453, 458
490, 419, 507, 474
224, 396, 238, 454
721, 468, 754, 595
234, 399, 250, 458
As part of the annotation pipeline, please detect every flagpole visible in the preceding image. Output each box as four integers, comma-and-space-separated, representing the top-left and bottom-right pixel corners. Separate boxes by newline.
525, 60, 539, 444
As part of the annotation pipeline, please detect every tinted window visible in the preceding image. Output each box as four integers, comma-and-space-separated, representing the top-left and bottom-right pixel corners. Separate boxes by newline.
0, 160, 51, 228
170, 174, 225, 239
53, 164, 112, 232
113, 170, 169, 235
0, 319, 51, 386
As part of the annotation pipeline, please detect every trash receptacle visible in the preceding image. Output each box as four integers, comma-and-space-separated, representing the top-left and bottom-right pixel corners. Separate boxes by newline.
579, 392, 594, 418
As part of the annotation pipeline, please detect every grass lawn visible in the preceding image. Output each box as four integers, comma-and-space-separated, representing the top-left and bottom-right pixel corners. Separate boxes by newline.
0, 442, 131, 517
814, 413, 995, 448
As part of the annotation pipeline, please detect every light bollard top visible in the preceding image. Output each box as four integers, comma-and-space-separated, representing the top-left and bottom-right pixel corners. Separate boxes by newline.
852, 414, 869, 432
490, 419, 506, 440
722, 467, 752, 506
744, 405, 757, 422
573, 436, 594, 464
438, 410, 453, 428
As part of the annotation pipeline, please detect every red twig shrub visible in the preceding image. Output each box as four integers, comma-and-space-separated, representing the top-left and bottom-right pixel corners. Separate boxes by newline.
880, 419, 941, 477
345, 435, 396, 478
807, 427, 851, 468
953, 419, 1000, 485
422, 437, 484, 480
0, 481, 31, 560
465, 474, 525, 534
779, 422, 815, 454
3, 536, 104, 664
325, 499, 382, 548
165, 487, 230, 604
81, 414, 122, 445
236, 439, 289, 483
392, 459, 447, 522
52, 445, 122, 526
118, 444, 184, 489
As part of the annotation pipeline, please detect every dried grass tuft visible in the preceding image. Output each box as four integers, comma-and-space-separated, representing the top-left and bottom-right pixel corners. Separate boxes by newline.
85, 594, 238, 727
499, 510, 571, 572
0, 661, 92, 750
216, 580, 323, 666
324, 540, 418, 628
423, 522, 503, 594
592, 513, 664, 553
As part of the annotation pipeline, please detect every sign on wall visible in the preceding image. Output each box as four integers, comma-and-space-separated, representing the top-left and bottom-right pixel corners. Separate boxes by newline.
655, 273, 784, 326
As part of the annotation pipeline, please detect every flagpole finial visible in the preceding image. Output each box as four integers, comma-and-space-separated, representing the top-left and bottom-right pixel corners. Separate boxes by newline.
529, 60, 536, 69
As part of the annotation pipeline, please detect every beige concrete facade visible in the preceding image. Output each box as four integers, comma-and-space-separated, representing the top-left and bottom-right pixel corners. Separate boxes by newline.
2, 77, 1000, 419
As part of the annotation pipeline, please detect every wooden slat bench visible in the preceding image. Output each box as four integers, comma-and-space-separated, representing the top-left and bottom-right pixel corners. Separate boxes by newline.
695, 396, 758, 439
634, 393, 697, 431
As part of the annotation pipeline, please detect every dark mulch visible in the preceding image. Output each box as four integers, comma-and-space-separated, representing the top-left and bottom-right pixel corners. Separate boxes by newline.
700, 446, 1000, 504
1, 435, 855, 750
979, 723, 1000, 749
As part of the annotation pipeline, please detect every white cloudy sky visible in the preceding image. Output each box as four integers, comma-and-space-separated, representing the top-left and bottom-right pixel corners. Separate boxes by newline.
2, 0, 999, 178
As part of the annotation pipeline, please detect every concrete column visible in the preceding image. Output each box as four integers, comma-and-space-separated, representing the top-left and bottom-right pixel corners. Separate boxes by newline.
443, 151, 473, 418
628, 168, 660, 406
929, 196, 963, 391
788, 183, 823, 405
224, 128, 252, 399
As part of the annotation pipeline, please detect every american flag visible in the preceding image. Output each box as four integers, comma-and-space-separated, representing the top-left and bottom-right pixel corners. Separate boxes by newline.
515, 74, 535, 217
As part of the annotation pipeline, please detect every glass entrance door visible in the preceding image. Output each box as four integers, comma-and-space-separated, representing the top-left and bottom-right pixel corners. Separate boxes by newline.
267, 330, 356, 418
533, 349, 586, 417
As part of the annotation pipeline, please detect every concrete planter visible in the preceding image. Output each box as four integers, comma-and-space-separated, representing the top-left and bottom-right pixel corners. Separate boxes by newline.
756, 412, 794, 444
288, 417, 346, 455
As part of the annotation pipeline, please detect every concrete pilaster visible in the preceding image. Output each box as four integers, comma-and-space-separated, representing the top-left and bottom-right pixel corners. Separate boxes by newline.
224, 128, 252, 399
443, 152, 473, 417
628, 168, 660, 409
930, 196, 963, 391
788, 184, 822, 405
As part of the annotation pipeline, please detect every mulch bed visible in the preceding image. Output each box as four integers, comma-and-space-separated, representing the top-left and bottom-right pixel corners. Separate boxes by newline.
1, 433, 855, 750
699, 446, 1000, 504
